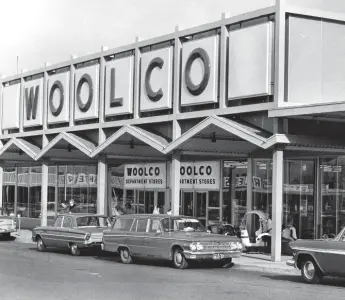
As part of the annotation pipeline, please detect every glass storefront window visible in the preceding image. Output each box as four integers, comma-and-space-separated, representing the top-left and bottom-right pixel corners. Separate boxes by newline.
284, 160, 315, 240
223, 161, 247, 226
17, 167, 29, 217
320, 157, 345, 238
3, 167, 16, 215
252, 160, 272, 216
57, 165, 97, 214
48, 166, 57, 220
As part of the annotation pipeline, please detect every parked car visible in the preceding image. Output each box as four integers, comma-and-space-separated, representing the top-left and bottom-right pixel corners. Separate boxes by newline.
102, 214, 243, 269
32, 213, 111, 256
207, 223, 240, 237
0, 208, 16, 237
287, 226, 345, 284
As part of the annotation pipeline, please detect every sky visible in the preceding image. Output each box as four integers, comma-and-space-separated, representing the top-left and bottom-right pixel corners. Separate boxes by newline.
0, 0, 278, 77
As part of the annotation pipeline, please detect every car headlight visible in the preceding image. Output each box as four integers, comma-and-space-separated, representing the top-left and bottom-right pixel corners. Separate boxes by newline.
190, 242, 203, 251
196, 243, 203, 251
236, 242, 243, 250
85, 233, 91, 241
190, 243, 197, 251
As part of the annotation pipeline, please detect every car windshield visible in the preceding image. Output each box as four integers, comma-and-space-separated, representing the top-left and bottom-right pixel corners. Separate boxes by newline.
76, 216, 110, 228
161, 217, 205, 232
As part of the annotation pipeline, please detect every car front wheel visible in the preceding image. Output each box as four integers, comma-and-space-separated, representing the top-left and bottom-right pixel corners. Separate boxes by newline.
36, 237, 46, 252
301, 259, 323, 284
173, 248, 189, 269
119, 248, 133, 264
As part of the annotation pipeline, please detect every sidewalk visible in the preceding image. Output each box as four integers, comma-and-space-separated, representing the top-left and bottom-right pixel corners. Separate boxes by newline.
12, 230, 298, 275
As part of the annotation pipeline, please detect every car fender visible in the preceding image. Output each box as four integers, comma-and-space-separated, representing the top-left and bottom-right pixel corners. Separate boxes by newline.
295, 251, 325, 274
117, 243, 132, 254
169, 243, 187, 260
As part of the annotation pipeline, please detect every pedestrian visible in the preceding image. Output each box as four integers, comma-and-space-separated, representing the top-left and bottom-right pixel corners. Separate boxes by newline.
124, 202, 133, 214
153, 205, 162, 214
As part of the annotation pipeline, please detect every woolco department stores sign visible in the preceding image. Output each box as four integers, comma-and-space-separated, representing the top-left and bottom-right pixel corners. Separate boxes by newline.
1, 22, 273, 130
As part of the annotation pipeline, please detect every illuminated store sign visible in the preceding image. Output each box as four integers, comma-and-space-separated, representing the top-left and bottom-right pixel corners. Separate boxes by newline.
180, 161, 220, 190
124, 163, 166, 189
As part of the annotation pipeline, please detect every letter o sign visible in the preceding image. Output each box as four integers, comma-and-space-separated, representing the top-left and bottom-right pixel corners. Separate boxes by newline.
76, 73, 93, 113
180, 166, 185, 175
49, 80, 64, 117
184, 48, 210, 96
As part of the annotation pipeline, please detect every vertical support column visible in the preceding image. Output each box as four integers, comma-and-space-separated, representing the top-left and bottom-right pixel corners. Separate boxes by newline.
43, 63, 49, 131
41, 161, 48, 226
69, 57, 76, 127
246, 157, 253, 212
97, 155, 108, 216
219, 160, 224, 223
171, 152, 181, 216
99, 46, 107, 124
274, 0, 286, 107
271, 147, 283, 262
219, 13, 229, 110
133, 37, 141, 119
14, 167, 18, 216
54, 165, 58, 217
19, 77, 24, 133
0, 162, 4, 209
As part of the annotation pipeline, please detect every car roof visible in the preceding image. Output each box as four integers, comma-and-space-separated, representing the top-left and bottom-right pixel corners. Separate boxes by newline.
57, 213, 107, 218
115, 214, 197, 219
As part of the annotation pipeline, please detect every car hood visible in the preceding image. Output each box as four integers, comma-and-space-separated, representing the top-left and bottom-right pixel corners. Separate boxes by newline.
169, 231, 240, 242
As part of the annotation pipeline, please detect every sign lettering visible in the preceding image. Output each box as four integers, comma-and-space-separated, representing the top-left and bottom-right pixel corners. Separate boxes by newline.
184, 48, 210, 96
76, 73, 93, 112
109, 68, 123, 107
49, 80, 64, 117
25, 85, 39, 120
145, 57, 164, 102
125, 163, 166, 189
180, 162, 220, 190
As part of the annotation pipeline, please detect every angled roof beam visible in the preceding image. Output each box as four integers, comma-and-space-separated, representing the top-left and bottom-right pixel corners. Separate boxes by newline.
90, 125, 167, 158
0, 138, 40, 160
35, 132, 96, 161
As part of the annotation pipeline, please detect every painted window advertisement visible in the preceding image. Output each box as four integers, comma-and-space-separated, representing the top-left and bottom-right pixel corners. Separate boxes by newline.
124, 163, 167, 189
180, 161, 220, 190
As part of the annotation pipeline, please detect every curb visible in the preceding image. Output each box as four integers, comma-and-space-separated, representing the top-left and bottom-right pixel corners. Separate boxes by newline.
233, 263, 299, 275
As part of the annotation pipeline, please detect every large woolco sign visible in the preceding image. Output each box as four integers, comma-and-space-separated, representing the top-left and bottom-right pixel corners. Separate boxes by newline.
124, 163, 166, 189
1, 21, 273, 130
180, 161, 220, 190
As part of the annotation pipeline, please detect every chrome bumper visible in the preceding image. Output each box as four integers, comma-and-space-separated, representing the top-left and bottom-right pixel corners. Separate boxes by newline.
101, 243, 104, 251
286, 259, 296, 267
183, 250, 241, 260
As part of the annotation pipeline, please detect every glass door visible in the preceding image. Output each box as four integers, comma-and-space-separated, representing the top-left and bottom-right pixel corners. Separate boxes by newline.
195, 191, 207, 227
137, 190, 145, 214
145, 191, 154, 213
207, 191, 220, 226
180, 191, 193, 216
156, 191, 166, 213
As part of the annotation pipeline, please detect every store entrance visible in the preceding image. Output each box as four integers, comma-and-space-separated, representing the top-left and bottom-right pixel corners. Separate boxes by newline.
180, 190, 220, 227
126, 190, 167, 214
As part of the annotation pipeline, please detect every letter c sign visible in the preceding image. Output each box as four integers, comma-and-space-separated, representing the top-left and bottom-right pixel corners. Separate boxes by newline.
145, 57, 164, 102
184, 48, 210, 96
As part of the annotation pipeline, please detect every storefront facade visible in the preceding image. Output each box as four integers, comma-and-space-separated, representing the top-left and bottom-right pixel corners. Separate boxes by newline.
1, 0, 345, 261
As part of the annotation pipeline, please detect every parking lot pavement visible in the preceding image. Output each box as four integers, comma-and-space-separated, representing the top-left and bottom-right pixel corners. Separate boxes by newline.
10, 230, 298, 276
0, 242, 344, 300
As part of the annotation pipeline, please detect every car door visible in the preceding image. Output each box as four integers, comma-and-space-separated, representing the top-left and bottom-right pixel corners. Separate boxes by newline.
43, 216, 63, 247
145, 218, 166, 258
58, 216, 74, 248
319, 232, 345, 276
126, 218, 148, 256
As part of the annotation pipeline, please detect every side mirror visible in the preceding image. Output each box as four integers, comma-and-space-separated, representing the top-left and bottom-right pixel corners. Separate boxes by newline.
156, 229, 162, 235
207, 230, 211, 233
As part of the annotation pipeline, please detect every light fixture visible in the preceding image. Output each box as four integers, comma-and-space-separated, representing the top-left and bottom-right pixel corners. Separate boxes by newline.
68, 145, 72, 152
130, 139, 134, 149
211, 132, 216, 143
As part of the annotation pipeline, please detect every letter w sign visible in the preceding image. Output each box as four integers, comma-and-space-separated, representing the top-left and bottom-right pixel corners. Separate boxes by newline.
25, 86, 39, 120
